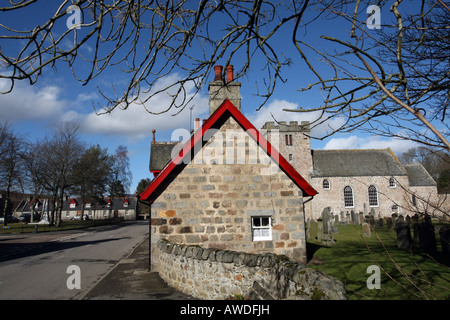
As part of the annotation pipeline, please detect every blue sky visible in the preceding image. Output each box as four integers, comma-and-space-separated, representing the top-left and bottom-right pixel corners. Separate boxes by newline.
0, 2, 425, 194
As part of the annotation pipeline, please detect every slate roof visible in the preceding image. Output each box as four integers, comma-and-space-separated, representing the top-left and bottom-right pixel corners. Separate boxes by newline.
311, 149, 407, 177
150, 142, 179, 172
403, 164, 437, 187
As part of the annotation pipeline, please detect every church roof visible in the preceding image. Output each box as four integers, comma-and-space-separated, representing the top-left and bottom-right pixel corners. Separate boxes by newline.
139, 99, 317, 202
403, 164, 437, 187
311, 149, 407, 177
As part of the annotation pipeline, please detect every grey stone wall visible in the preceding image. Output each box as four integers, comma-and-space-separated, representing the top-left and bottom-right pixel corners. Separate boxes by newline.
156, 239, 347, 300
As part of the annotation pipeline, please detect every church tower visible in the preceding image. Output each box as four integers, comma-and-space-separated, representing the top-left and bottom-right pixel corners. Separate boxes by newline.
261, 121, 313, 183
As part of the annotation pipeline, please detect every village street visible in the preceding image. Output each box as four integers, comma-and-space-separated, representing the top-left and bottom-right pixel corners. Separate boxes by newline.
0, 221, 149, 299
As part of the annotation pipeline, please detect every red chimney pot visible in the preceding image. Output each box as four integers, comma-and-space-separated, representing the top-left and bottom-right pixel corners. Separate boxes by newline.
226, 65, 234, 82
214, 65, 223, 81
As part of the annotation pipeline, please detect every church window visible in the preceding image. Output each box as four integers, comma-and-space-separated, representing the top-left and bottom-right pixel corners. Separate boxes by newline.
285, 134, 293, 146
289, 154, 293, 161
344, 186, 354, 208
323, 179, 330, 190
368, 185, 379, 207
251, 216, 272, 241
389, 177, 396, 188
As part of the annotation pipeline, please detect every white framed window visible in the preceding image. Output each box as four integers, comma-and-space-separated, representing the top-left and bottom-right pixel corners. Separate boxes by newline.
344, 186, 354, 208
389, 177, 396, 188
288, 154, 293, 161
69, 202, 76, 209
85, 203, 91, 209
251, 216, 272, 241
391, 204, 399, 214
368, 185, 379, 207
323, 179, 330, 190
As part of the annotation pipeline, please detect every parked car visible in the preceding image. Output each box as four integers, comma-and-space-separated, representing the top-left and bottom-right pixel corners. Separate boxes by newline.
18, 213, 41, 223
0, 215, 19, 223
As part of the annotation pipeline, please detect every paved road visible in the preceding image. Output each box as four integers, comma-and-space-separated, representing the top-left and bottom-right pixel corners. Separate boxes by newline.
0, 221, 149, 299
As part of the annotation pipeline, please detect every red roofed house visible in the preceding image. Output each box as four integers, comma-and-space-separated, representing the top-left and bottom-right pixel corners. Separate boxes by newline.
140, 65, 317, 266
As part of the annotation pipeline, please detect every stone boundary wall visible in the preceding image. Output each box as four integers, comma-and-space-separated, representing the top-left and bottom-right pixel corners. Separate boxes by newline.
156, 239, 347, 300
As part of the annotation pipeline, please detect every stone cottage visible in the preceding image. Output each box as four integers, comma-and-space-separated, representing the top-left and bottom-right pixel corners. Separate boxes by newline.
139, 65, 317, 266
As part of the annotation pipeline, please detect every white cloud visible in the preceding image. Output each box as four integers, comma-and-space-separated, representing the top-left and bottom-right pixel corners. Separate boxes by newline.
323, 135, 419, 154
0, 78, 66, 122
79, 74, 209, 139
247, 99, 345, 137
0, 73, 209, 142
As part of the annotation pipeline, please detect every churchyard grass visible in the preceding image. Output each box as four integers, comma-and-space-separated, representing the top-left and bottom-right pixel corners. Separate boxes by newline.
307, 223, 450, 300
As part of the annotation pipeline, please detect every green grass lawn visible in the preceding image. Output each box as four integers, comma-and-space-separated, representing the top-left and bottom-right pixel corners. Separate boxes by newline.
307, 223, 450, 300
0, 218, 124, 234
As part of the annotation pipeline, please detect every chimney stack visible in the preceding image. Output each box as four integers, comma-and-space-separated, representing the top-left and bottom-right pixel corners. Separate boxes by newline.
152, 129, 156, 143
195, 118, 200, 129
208, 64, 241, 114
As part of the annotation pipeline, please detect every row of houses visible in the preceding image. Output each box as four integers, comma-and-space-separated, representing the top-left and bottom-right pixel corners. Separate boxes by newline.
11, 195, 141, 222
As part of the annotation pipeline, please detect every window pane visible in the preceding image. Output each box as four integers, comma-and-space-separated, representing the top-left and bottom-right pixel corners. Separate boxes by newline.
344, 186, 354, 207
261, 217, 270, 226
368, 185, 378, 207
253, 217, 261, 227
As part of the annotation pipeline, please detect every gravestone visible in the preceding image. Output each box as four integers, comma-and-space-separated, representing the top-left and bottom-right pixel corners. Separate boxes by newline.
411, 214, 419, 245
417, 214, 437, 256
369, 216, 375, 228
306, 218, 311, 240
359, 213, 364, 225
376, 217, 384, 228
439, 226, 450, 257
334, 214, 339, 225
350, 210, 356, 225
317, 220, 323, 242
395, 215, 404, 230
363, 203, 367, 217
362, 223, 371, 238
396, 221, 412, 251
405, 215, 411, 226
355, 211, 360, 225
318, 208, 335, 245
340, 211, 344, 222
309, 220, 317, 241
386, 217, 393, 231
392, 213, 398, 227
330, 225, 339, 234
321, 208, 331, 234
